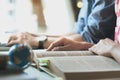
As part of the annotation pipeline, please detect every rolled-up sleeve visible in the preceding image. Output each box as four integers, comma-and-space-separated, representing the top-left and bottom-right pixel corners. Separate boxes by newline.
74, 0, 116, 43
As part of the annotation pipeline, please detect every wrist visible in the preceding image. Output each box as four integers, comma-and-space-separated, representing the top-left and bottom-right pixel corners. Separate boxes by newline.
37, 35, 47, 49
81, 42, 94, 50
111, 45, 120, 57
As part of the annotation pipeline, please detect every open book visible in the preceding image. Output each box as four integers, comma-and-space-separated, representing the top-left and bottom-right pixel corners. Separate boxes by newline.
47, 56, 120, 80
33, 50, 95, 58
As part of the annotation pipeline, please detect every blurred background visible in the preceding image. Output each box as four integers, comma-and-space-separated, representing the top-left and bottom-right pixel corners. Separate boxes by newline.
0, 0, 82, 35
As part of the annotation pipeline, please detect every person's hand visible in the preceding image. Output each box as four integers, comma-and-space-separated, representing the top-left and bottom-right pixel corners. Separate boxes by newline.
47, 37, 92, 51
89, 38, 117, 57
7, 32, 39, 48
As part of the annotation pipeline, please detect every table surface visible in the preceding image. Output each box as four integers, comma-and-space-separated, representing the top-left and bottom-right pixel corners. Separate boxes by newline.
0, 66, 54, 80
1, 50, 120, 80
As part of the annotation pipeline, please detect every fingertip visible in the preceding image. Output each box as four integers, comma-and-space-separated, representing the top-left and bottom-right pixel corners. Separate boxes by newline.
46, 48, 51, 51
88, 48, 91, 51
47, 44, 54, 51
7, 41, 16, 46
46, 46, 52, 51
7, 38, 11, 43
88, 48, 93, 52
51, 48, 58, 51
7, 42, 13, 47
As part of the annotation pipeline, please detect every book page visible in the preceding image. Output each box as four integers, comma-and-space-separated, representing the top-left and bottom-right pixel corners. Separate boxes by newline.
49, 56, 120, 72
33, 50, 94, 58
48, 56, 120, 80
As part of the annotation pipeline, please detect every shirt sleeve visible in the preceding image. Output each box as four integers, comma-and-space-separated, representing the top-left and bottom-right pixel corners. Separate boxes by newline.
74, 0, 116, 43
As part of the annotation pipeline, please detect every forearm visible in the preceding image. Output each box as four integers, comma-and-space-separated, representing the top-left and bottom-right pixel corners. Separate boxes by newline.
64, 33, 84, 42
43, 37, 58, 49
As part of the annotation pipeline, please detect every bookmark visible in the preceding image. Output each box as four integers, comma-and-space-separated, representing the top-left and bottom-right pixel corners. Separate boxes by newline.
37, 58, 63, 80
40, 66, 63, 80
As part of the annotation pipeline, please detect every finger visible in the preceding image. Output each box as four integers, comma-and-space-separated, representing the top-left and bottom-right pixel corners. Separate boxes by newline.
47, 38, 65, 51
8, 35, 17, 43
104, 38, 115, 45
7, 40, 19, 46
105, 38, 112, 41
51, 45, 71, 51
89, 45, 96, 52
89, 44, 100, 54
47, 41, 63, 51
26, 32, 38, 37
7, 36, 24, 46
